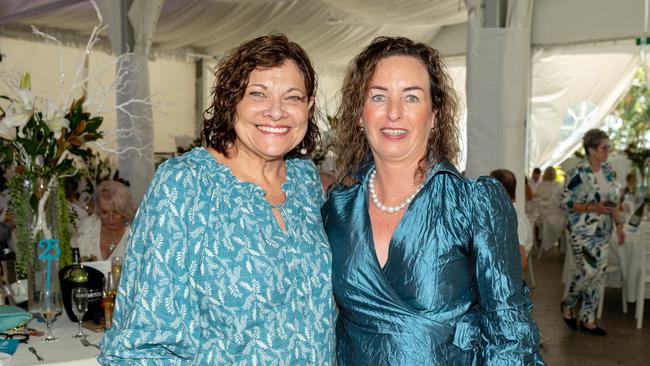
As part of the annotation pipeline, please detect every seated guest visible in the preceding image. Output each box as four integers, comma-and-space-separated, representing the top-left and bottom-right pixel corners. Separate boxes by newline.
73, 180, 134, 261
529, 167, 541, 195
65, 177, 90, 222
619, 172, 637, 213
490, 169, 533, 270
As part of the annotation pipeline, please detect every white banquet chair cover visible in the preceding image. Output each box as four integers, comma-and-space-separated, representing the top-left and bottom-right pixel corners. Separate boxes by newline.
536, 181, 566, 252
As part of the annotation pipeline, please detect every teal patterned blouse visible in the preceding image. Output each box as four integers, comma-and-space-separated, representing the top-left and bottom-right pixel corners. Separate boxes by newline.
98, 148, 335, 365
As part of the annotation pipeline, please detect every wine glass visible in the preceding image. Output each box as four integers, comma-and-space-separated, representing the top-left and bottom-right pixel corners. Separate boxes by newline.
40, 288, 61, 342
71, 287, 89, 339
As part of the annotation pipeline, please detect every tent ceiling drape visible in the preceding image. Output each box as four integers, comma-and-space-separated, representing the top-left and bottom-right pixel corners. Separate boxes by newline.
0, 0, 466, 66
1, 0, 647, 177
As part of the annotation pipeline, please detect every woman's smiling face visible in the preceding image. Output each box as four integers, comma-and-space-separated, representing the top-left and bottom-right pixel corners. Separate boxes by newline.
361, 55, 436, 165
233, 59, 313, 162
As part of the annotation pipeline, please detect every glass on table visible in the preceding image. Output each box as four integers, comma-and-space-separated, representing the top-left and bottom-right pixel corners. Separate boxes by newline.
71, 287, 89, 339
111, 256, 123, 285
40, 288, 61, 342
104, 271, 116, 329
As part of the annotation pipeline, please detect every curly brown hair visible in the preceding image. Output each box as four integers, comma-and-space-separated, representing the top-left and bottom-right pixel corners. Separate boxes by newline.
201, 33, 319, 158
333, 36, 460, 182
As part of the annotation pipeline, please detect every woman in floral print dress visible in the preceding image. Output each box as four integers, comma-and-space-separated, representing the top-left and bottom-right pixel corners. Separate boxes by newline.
560, 129, 625, 336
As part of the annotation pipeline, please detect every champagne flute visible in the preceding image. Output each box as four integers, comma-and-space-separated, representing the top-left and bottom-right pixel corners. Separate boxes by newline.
40, 288, 61, 342
71, 287, 89, 339
111, 256, 123, 285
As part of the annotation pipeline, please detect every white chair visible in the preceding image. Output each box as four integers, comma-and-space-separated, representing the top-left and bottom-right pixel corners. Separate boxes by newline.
526, 251, 536, 288
636, 237, 650, 329
562, 230, 575, 298
596, 254, 627, 319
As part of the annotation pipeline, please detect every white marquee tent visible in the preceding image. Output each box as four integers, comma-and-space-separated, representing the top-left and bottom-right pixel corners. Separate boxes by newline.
0, 0, 647, 203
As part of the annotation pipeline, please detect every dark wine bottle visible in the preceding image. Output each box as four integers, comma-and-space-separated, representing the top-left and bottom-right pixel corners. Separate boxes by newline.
628, 203, 645, 227
61, 248, 88, 284
59, 247, 93, 322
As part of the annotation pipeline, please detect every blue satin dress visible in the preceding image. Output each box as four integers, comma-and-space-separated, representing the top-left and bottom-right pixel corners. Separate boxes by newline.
322, 161, 545, 365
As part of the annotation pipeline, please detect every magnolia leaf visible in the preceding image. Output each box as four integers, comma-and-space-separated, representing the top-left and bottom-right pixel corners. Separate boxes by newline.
70, 97, 86, 114
85, 117, 102, 131
20, 73, 31, 90
56, 158, 73, 173
84, 132, 102, 142
15, 165, 25, 174
74, 119, 87, 135
68, 136, 83, 147
69, 147, 91, 157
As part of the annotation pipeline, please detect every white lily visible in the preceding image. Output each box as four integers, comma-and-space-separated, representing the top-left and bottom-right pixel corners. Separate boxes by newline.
1, 89, 34, 139
41, 100, 70, 139
0, 121, 17, 140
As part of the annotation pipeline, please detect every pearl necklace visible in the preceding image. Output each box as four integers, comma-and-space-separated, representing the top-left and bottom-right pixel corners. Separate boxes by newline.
369, 169, 425, 214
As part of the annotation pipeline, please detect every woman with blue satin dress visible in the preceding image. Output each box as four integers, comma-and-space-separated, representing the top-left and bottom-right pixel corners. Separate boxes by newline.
322, 37, 545, 365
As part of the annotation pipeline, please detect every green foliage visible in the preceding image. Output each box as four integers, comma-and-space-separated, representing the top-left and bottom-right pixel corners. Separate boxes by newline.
606, 68, 650, 151
56, 177, 72, 268
0, 75, 104, 279
8, 176, 33, 279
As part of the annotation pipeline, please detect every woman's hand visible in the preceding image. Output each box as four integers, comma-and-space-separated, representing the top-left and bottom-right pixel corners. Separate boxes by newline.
589, 202, 614, 214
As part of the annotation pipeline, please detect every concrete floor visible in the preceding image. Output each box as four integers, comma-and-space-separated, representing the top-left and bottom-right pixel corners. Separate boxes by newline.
527, 249, 650, 365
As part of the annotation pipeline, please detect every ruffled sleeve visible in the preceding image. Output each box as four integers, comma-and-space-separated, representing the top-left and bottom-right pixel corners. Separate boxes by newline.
98, 158, 204, 365
471, 177, 545, 365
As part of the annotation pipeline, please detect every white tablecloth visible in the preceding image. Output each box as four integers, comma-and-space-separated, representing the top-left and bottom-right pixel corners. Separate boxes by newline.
8, 315, 101, 365
608, 220, 650, 303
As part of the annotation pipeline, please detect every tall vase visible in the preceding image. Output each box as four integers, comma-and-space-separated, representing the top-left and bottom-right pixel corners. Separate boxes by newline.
27, 177, 58, 316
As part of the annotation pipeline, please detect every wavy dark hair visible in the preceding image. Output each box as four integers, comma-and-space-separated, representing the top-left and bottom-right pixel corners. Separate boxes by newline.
201, 33, 319, 158
333, 36, 460, 182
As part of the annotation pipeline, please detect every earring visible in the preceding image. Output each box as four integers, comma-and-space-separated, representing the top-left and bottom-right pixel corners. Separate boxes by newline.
300, 147, 307, 155
360, 126, 364, 133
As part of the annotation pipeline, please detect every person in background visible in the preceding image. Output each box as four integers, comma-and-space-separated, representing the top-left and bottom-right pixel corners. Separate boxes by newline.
64, 177, 89, 222
99, 34, 335, 365
73, 180, 134, 261
490, 169, 533, 271
529, 167, 541, 195
560, 129, 625, 336
323, 36, 544, 365
619, 172, 637, 214
535, 167, 566, 251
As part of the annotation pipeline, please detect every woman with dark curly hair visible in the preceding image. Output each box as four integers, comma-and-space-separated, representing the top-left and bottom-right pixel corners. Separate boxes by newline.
322, 36, 545, 365
99, 34, 335, 365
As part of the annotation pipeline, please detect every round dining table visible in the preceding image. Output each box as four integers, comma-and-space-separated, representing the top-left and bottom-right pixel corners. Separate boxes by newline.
608, 218, 650, 303
7, 315, 101, 365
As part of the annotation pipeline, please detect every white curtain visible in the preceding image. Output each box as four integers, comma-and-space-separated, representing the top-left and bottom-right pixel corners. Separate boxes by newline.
96, 0, 163, 204
529, 43, 640, 169
465, 0, 532, 207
